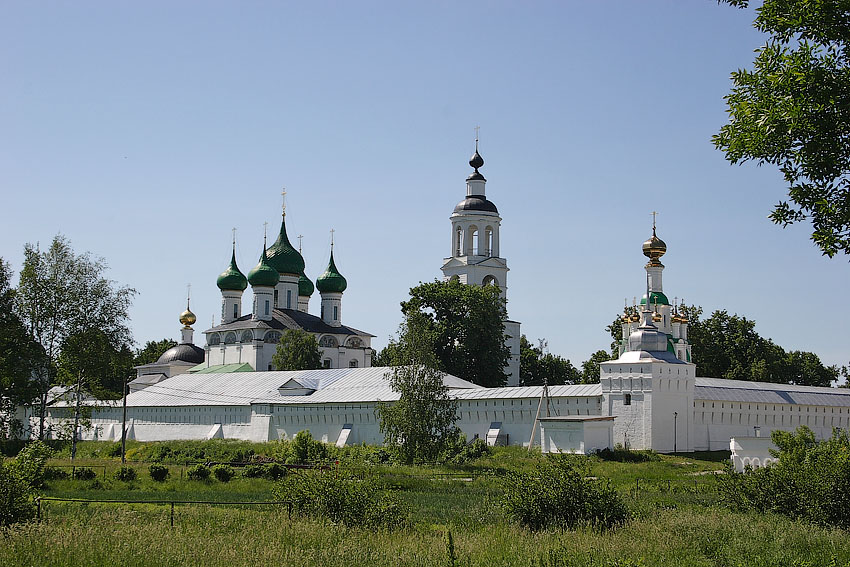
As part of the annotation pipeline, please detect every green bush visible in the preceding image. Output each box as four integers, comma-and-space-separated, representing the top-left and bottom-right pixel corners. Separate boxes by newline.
719, 426, 850, 528
212, 464, 235, 482
113, 466, 137, 482
288, 430, 327, 464
265, 463, 288, 480
186, 464, 211, 481
274, 470, 406, 528
11, 441, 54, 488
73, 467, 97, 481
440, 433, 491, 465
148, 464, 169, 482
596, 447, 660, 463
43, 466, 70, 481
0, 461, 35, 526
242, 464, 267, 478
502, 456, 629, 530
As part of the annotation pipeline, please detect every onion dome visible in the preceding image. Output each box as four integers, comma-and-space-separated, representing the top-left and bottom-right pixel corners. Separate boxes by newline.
642, 227, 667, 266
179, 306, 196, 327
467, 148, 486, 182
316, 251, 347, 293
248, 247, 279, 287
454, 196, 499, 214
266, 216, 305, 276
640, 291, 670, 306
216, 248, 248, 291
298, 272, 314, 297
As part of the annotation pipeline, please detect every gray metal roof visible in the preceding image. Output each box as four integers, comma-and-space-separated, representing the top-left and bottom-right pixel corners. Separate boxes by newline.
695, 377, 850, 407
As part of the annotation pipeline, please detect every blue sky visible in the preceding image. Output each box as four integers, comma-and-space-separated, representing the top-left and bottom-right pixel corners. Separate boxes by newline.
2, 1, 848, 372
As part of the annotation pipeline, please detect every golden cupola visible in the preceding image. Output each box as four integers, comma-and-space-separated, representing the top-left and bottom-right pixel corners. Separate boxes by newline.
642, 227, 667, 267
180, 300, 196, 328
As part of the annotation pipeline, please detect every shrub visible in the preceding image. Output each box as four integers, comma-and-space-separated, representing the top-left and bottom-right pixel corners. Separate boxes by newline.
718, 426, 850, 529
149, 464, 170, 482
212, 464, 235, 482
242, 464, 267, 478
186, 464, 211, 481
274, 470, 406, 528
43, 466, 70, 481
596, 447, 660, 463
502, 456, 629, 530
114, 466, 137, 482
288, 430, 327, 464
440, 433, 491, 465
73, 467, 97, 481
11, 441, 54, 488
265, 463, 287, 480
0, 461, 35, 526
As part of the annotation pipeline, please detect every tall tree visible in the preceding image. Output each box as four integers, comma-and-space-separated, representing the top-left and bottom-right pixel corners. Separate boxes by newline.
400, 279, 511, 387
133, 339, 178, 366
271, 329, 322, 371
14, 235, 136, 438
519, 336, 581, 386
580, 350, 612, 385
716, 0, 850, 257
376, 312, 459, 464
0, 259, 45, 440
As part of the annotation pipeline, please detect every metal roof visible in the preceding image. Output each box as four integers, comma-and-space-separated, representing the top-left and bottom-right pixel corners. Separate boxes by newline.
695, 377, 850, 407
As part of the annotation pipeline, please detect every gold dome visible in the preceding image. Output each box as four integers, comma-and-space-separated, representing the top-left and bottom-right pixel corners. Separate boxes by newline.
179, 308, 196, 327
642, 228, 667, 266
652, 311, 662, 323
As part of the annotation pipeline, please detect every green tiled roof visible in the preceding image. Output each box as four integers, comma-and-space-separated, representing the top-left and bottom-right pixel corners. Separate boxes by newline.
640, 291, 670, 306
316, 251, 347, 293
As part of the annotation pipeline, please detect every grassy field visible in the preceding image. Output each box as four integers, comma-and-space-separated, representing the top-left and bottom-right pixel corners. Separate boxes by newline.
3, 443, 850, 567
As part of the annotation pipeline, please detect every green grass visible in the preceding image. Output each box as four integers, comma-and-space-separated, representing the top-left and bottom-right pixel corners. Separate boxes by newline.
3, 444, 849, 566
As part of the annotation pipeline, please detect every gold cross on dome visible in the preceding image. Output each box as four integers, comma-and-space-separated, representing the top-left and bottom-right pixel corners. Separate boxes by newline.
330, 228, 335, 249
651, 211, 658, 230
298, 234, 303, 253
281, 188, 287, 216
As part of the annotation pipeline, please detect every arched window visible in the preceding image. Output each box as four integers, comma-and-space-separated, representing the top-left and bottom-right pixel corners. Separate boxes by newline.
319, 335, 338, 348
484, 226, 494, 256
349, 359, 358, 368
240, 331, 253, 343
224, 332, 238, 344
455, 227, 462, 257
264, 331, 282, 344
346, 337, 363, 348
465, 225, 478, 256
471, 227, 479, 255
482, 275, 499, 288
207, 333, 221, 346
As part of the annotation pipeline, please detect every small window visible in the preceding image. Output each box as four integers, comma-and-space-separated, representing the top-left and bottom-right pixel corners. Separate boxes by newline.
323, 359, 331, 369
624, 393, 632, 406
287, 289, 292, 309
349, 360, 358, 368
264, 300, 270, 316
333, 306, 338, 320
233, 304, 238, 319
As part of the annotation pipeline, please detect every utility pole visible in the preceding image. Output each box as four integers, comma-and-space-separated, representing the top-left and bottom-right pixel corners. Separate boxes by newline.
673, 411, 678, 454
121, 374, 129, 464
71, 370, 83, 462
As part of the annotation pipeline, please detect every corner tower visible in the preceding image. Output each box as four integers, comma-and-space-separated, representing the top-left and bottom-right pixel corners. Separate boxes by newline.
440, 140, 521, 385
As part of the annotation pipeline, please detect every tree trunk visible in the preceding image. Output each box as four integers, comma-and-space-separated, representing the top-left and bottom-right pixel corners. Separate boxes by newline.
70, 371, 83, 461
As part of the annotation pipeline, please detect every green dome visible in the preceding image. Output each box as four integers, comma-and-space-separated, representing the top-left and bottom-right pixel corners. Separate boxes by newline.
247, 247, 279, 287
640, 291, 670, 306
316, 251, 347, 293
216, 249, 248, 291
266, 216, 305, 276
298, 272, 314, 297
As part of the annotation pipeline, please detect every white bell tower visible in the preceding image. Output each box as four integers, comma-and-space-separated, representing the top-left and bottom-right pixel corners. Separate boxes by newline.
440, 136, 521, 385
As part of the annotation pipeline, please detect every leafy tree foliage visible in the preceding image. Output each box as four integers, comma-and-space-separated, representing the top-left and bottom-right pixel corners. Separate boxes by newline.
57, 329, 133, 399
399, 279, 510, 387
0, 259, 44, 440
580, 350, 611, 384
376, 312, 460, 464
716, 0, 850, 257
271, 329, 322, 371
719, 426, 850, 528
14, 235, 136, 438
519, 335, 581, 386
133, 339, 178, 366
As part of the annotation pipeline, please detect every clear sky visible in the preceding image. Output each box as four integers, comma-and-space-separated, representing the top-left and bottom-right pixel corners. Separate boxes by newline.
2, 1, 848, 373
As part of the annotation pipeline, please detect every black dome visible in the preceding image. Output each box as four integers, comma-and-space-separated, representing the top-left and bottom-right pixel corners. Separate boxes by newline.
156, 343, 205, 364
454, 195, 499, 214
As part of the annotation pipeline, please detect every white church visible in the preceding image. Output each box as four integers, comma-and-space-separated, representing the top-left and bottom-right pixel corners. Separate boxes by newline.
31, 146, 850, 465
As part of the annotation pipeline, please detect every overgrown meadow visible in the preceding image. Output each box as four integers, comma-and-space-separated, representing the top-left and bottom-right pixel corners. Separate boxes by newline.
3, 439, 850, 567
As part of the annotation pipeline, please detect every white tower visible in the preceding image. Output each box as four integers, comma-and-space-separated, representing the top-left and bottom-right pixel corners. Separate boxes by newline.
266, 192, 305, 311
440, 140, 521, 385
216, 236, 248, 324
